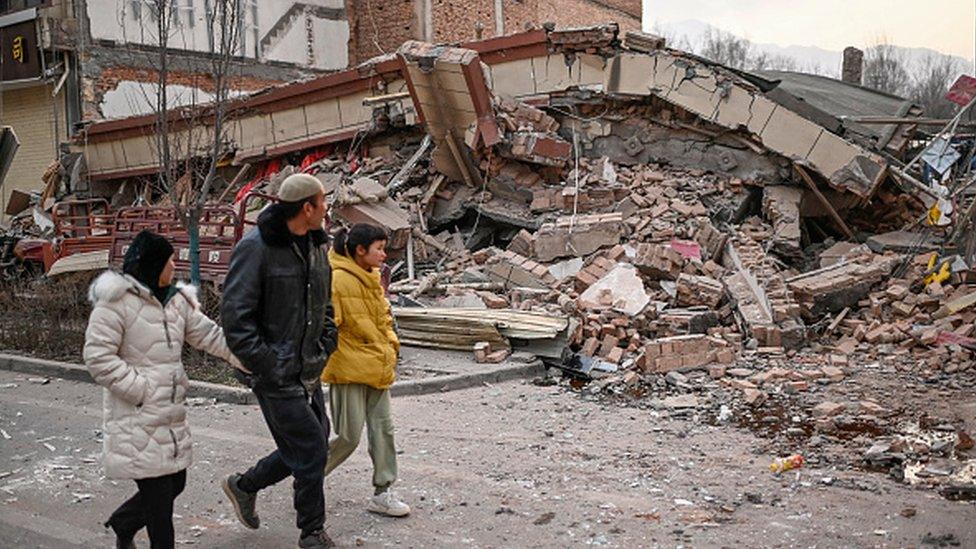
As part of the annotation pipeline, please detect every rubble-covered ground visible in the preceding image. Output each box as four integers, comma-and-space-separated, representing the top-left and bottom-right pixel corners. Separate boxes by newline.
1, 369, 973, 548
573, 344, 976, 503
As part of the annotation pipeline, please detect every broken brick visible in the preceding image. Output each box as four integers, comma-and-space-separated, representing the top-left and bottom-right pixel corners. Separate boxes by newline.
533, 213, 624, 262
812, 401, 846, 417
743, 388, 766, 406
821, 366, 845, 382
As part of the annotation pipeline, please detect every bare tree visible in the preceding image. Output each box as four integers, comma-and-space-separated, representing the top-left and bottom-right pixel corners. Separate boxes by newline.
752, 52, 802, 72
143, 1, 177, 201
863, 40, 911, 96
649, 24, 695, 53
698, 28, 753, 70
801, 61, 834, 77
693, 29, 829, 76
187, 0, 245, 285
909, 53, 965, 118
133, 1, 244, 285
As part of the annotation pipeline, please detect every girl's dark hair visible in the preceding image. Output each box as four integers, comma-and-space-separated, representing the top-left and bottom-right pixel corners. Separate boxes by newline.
333, 223, 388, 257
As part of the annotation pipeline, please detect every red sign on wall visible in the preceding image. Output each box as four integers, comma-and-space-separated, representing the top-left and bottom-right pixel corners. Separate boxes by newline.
946, 75, 976, 107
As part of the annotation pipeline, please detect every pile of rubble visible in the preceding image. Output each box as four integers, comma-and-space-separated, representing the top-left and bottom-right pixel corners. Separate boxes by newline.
393, 156, 975, 372
203, 28, 976, 396
6, 23, 974, 498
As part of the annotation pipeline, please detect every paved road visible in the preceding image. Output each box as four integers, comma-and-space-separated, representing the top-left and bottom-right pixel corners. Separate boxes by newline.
0, 369, 973, 548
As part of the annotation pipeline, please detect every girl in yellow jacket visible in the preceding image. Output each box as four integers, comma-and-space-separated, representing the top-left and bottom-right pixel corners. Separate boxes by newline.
322, 223, 410, 517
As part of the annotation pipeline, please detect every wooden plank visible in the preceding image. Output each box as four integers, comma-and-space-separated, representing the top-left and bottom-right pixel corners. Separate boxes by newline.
795, 164, 855, 240
934, 291, 976, 319
826, 307, 850, 335
393, 308, 567, 339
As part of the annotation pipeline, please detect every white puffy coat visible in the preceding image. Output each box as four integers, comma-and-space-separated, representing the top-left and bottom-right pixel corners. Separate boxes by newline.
83, 271, 239, 479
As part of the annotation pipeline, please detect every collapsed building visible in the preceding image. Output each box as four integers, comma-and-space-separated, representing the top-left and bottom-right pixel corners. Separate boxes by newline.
8, 23, 974, 376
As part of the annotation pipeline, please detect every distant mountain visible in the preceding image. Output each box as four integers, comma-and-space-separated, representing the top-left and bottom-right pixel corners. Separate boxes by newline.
653, 19, 972, 78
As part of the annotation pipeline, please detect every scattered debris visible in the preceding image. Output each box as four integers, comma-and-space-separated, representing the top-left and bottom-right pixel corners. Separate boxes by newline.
0, 22, 972, 510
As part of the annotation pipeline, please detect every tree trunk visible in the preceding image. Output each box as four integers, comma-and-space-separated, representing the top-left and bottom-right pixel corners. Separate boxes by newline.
188, 211, 201, 286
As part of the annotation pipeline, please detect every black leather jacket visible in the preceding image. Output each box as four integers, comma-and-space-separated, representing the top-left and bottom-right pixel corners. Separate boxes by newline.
221, 205, 337, 397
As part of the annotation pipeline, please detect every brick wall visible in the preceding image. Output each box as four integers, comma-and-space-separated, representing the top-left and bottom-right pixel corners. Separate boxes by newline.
93, 67, 277, 96
0, 84, 67, 215
347, 0, 418, 65
535, 0, 640, 33
586, 0, 641, 19
347, 0, 641, 65
430, 0, 496, 44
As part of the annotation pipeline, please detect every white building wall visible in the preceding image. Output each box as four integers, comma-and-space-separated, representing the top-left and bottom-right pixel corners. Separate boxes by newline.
86, 0, 349, 70
311, 17, 350, 70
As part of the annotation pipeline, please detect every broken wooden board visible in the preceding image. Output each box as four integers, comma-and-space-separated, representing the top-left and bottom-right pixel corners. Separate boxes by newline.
933, 290, 976, 320
394, 314, 509, 352
46, 250, 110, 277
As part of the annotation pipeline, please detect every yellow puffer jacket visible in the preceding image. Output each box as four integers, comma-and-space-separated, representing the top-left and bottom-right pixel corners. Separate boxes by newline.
321, 250, 399, 389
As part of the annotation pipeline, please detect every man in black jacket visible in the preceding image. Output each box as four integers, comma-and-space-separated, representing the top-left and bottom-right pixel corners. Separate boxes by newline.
220, 173, 338, 549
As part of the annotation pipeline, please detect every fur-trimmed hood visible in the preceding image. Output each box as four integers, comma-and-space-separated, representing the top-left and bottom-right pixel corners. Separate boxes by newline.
256, 203, 328, 248
88, 270, 199, 308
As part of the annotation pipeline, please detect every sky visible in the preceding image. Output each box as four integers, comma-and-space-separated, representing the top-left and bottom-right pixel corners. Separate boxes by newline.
643, 0, 976, 62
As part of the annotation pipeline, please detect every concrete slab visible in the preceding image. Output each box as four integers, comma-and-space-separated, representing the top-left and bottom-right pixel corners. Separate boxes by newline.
746, 95, 778, 135
489, 59, 536, 97
714, 85, 755, 128
866, 230, 942, 254
303, 99, 343, 135
270, 106, 309, 144
760, 105, 823, 160
668, 69, 721, 118
806, 126, 860, 178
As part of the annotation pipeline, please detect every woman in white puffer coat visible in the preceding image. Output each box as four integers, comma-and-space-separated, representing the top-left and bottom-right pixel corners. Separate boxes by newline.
84, 230, 243, 549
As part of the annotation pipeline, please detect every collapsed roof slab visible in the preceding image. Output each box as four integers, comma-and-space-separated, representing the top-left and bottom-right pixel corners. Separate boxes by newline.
398, 41, 501, 185
604, 52, 888, 199
77, 25, 892, 201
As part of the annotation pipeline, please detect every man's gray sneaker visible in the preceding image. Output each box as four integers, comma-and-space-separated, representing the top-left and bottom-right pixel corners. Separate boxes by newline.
298, 529, 336, 548
222, 474, 260, 529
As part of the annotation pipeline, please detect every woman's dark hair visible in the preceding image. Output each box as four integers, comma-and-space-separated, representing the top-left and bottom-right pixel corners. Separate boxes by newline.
276, 194, 319, 220
122, 230, 174, 288
333, 223, 388, 257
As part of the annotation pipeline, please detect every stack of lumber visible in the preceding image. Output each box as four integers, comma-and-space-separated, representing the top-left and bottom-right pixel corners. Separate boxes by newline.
392, 307, 570, 355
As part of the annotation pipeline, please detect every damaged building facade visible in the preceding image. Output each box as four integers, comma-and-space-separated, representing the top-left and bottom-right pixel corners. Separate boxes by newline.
0, 1, 645, 217
6, 24, 970, 384
345, 0, 641, 65
0, 0, 351, 216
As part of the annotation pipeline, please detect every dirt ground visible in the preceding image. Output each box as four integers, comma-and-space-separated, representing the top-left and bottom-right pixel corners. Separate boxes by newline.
0, 362, 974, 548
